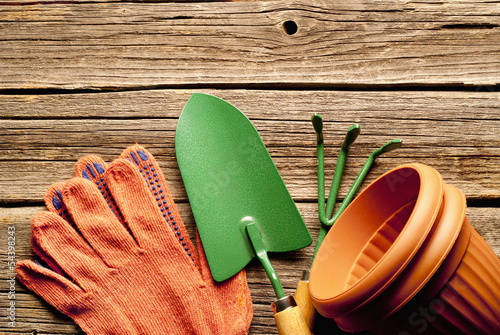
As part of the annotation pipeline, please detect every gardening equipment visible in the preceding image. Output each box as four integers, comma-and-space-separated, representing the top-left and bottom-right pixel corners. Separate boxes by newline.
294, 114, 401, 331
175, 93, 313, 334
17, 149, 253, 335
309, 163, 500, 334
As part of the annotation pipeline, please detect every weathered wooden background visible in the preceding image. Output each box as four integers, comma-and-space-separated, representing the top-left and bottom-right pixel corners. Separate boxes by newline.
1, 0, 499, 334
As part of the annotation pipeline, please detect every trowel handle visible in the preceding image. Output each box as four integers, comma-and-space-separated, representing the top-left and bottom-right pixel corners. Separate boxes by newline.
294, 270, 316, 332
272, 296, 312, 335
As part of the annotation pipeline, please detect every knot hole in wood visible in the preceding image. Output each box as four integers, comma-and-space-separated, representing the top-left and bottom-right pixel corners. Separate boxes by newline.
283, 20, 298, 35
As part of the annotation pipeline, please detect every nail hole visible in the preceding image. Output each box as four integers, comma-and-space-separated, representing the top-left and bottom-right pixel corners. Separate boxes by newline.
283, 20, 298, 35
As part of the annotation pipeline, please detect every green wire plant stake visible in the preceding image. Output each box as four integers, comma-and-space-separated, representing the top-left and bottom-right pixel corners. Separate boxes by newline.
294, 114, 402, 331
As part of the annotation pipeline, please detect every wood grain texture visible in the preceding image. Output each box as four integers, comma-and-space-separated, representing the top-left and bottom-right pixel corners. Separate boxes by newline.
1, 204, 499, 334
0, 87, 499, 333
0, 0, 499, 89
1, 0, 499, 333
1, 89, 499, 205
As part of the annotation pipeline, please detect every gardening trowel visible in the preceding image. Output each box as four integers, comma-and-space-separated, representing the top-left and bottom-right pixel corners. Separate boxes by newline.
175, 93, 313, 334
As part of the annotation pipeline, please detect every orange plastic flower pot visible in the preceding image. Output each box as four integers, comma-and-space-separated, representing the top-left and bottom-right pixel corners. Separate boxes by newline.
309, 163, 500, 334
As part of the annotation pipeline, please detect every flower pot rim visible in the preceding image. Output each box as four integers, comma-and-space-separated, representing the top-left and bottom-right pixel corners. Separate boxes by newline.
384, 183, 466, 316
335, 183, 468, 332
310, 163, 445, 317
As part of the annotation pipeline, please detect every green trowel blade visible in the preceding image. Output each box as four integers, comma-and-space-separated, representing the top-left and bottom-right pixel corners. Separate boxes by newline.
175, 93, 312, 282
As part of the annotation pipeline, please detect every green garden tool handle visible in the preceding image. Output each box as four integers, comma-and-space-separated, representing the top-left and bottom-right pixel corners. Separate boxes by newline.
246, 222, 311, 334
246, 221, 285, 299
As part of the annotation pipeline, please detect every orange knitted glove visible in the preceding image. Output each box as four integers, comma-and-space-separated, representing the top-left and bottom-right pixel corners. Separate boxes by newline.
17, 145, 253, 335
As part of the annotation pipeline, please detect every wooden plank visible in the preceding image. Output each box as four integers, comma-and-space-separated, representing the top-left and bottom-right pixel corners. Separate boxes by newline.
2, 89, 500, 121
0, 0, 248, 3
2, 156, 499, 204
1, 89, 499, 203
1, 204, 499, 334
0, 0, 499, 89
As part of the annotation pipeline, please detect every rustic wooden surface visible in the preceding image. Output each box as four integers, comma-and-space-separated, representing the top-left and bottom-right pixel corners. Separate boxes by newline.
1, 0, 499, 334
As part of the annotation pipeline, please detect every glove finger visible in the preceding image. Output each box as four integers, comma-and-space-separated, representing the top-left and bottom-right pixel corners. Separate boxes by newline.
105, 158, 191, 261
74, 155, 124, 224
16, 260, 85, 316
31, 211, 109, 290
62, 177, 140, 265
44, 182, 76, 226
44, 180, 123, 275
74, 155, 107, 181
120, 145, 198, 265
41, 182, 76, 275
31, 234, 66, 276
